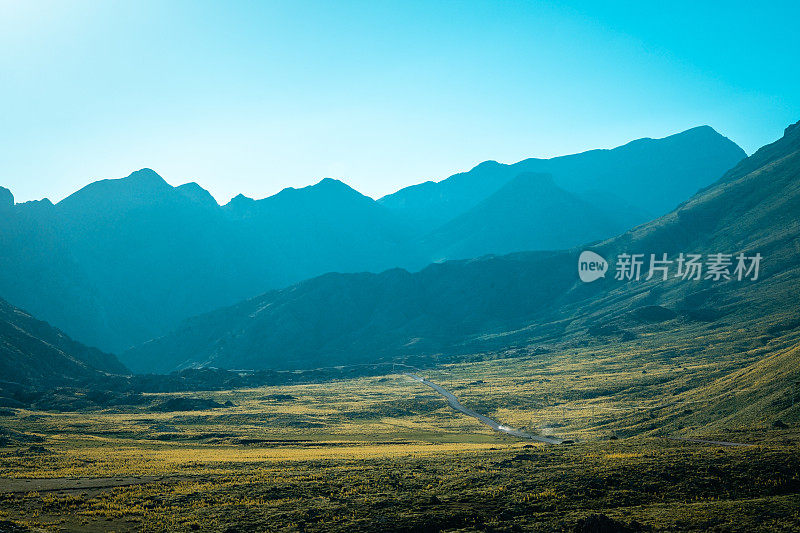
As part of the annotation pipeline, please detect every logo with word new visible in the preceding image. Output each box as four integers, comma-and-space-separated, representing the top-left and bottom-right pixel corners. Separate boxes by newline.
578, 250, 762, 283
578, 251, 608, 283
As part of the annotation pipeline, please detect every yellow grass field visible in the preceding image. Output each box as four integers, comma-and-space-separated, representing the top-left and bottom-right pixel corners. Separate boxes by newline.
1, 321, 799, 531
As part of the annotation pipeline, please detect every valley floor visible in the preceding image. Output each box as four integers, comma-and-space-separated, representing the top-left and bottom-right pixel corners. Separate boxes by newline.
1, 438, 799, 532
1, 320, 799, 532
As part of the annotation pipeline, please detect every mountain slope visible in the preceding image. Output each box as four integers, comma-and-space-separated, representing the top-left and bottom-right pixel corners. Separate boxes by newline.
220, 178, 423, 287
0, 169, 232, 352
0, 297, 126, 390
421, 172, 641, 260
125, 120, 798, 373
0, 127, 745, 356
678, 338, 800, 434
379, 126, 745, 228
0, 173, 419, 353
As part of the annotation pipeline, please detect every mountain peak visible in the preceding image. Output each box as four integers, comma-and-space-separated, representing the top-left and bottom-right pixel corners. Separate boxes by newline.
123, 118, 800, 375
271, 178, 365, 201
57, 168, 173, 211
381, 126, 745, 228
16, 198, 54, 213
625, 125, 734, 148
307, 178, 372, 203
124, 168, 169, 186
784, 119, 800, 139
317, 177, 343, 185
685, 124, 716, 134
312, 177, 355, 191
678, 125, 737, 143
0, 186, 13, 210
231, 192, 254, 202
472, 160, 502, 171
224, 193, 256, 212
176, 182, 218, 207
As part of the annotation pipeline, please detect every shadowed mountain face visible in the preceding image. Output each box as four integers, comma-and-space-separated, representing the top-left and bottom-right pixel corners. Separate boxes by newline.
0, 173, 419, 353
0, 127, 744, 357
420, 172, 644, 261
380, 126, 745, 227
124, 121, 799, 374
0, 297, 126, 389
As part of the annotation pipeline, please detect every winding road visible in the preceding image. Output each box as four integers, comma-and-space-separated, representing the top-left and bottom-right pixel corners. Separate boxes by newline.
404, 373, 562, 444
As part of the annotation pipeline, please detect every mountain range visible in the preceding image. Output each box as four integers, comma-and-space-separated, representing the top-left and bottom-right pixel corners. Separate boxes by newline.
379, 125, 744, 227
124, 121, 799, 374
0, 126, 744, 360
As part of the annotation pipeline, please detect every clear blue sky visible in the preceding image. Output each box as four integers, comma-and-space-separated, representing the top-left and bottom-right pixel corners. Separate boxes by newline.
1, 1, 798, 204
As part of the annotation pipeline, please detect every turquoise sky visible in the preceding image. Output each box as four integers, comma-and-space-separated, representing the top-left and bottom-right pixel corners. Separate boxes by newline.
1, 1, 798, 204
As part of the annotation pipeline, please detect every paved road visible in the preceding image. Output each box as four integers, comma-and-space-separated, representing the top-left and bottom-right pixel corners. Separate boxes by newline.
404, 373, 561, 444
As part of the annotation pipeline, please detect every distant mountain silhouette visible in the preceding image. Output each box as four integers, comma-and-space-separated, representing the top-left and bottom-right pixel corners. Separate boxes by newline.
421, 172, 642, 260
0, 173, 419, 354
0, 187, 13, 211
0, 297, 126, 390
380, 126, 745, 227
220, 177, 421, 283
124, 121, 798, 373
0, 127, 745, 358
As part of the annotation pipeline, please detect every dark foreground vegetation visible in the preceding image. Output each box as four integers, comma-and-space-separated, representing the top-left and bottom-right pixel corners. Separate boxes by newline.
0, 435, 798, 532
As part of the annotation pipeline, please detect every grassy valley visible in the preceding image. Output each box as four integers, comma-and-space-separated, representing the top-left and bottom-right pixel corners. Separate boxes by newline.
1, 313, 798, 531
2, 5, 798, 532
2, 121, 800, 531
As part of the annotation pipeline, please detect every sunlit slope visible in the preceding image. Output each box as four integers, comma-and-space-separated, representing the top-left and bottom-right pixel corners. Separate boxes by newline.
553, 119, 800, 338
679, 334, 800, 434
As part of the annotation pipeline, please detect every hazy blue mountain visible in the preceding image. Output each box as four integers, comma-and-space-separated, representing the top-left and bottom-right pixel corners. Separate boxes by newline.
0, 127, 745, 357
0, 187, 13, 211
0, 171, 419, 353
124, 121, 798, 374
124, 254, 575, 373
0, 169, 233, 353
220, 177, 423, 289
421, 172, 643, 261
0, 296, 126, 389
379, 126, 745, 228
